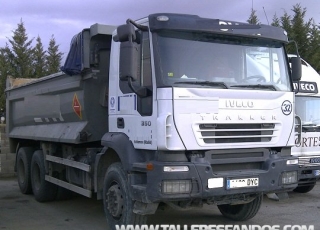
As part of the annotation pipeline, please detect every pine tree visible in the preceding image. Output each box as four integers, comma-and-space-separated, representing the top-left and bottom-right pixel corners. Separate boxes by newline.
0, 45, 14, 110
0, 49, 6, 111
279, 11, 295, 54
8, 19, 34, 78
0, 19, 64, 111
247, 4, 320, 72
46, 35, 63, 75
306, 23, 320, 71
290, 3, 312, 59
271, 14, 281, 27
0, 45, 14, 78
33, 36, 47, 78
280, 11, 292, 37
247, 8, 260, 25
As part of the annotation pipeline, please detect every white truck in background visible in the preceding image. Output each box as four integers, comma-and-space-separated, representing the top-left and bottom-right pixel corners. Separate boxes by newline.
6, 14, 302, 229
290, 55, 320, 192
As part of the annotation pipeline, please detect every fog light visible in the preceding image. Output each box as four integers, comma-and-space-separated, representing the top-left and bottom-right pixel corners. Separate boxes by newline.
282, 171, 298, 184
286, 159, 298, 165
163, 166, 189, 172
162, 180, 192, 194
314, 170, 320, 177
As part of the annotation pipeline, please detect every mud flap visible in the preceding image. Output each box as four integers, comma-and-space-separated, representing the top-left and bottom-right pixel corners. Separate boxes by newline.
133, 201, 159, 215
266, 192, 289, 201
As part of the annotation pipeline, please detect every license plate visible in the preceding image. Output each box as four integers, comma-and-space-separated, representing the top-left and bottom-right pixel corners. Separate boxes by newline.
227, 178, 259, 189
310, 157, 320, 164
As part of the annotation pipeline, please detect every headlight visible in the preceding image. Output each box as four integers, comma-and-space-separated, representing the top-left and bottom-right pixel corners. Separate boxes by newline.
162, 180, 192, 194
163, 166, 189, 172
286, 159, 299, 165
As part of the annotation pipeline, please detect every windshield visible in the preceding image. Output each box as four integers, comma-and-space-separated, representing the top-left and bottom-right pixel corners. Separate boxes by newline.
296, 96, 320, 127
153, 31, 291, 91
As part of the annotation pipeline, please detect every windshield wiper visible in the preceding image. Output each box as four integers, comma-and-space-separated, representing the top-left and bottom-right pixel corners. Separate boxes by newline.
174, 81, 228, 89
229, 84, 277, 91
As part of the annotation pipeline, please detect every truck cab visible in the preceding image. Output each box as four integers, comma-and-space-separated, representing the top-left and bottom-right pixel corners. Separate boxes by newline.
290, 55, 320, 192
103, 14, 301, 223
7, 14, 302, 229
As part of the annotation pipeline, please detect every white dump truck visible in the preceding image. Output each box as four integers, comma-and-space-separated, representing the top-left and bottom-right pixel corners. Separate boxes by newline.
6, 13, 301, 229
291, 55, 320, 192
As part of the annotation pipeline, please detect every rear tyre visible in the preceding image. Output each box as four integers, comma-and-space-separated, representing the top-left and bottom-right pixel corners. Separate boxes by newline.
217, 194, 262, 221
293, 182, 316, 193
31, 150, 58, 202
16, 147, 34, 194
103, 163, 147, 230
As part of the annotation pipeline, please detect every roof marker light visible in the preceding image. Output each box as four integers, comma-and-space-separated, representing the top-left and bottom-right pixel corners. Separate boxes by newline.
157, 16, 169, 22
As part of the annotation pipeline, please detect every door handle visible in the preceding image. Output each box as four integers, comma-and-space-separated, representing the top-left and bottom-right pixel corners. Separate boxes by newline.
117, 118, 124, 129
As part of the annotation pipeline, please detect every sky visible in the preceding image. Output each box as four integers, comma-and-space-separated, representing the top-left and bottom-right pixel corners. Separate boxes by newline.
0, 0, 319, 61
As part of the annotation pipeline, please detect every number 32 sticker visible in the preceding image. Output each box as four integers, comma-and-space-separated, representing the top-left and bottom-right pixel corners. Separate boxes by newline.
281, 100, 292, 115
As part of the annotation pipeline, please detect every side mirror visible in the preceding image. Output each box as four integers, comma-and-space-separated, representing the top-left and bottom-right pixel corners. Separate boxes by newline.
114, 23, 140, 82
295, 115, 302, 145
291, 57, 302, 81
113, 24, 136, 42
119, 42, 139, 81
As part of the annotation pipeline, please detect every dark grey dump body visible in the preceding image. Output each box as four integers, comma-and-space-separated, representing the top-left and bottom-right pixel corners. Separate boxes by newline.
6, 24, 115, 144
6, 72, 107, 144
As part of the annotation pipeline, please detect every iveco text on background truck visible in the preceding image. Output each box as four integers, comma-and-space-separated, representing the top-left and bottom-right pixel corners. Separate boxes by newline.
290, 55, 320, 193
7, 13, 301, 229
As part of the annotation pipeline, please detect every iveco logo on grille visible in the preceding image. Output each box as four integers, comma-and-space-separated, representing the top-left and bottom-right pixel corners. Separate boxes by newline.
226, 100, 254, 108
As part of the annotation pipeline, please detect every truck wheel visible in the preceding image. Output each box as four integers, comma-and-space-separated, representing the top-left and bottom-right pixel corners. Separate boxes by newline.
31, 150, 58, 202
293, 183, 316, 193
217, 194, 262, 221
103, 162, 147, 229
17, 147, 34, 194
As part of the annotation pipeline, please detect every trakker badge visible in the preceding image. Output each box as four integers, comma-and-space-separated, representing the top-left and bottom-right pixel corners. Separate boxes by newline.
73, 93, 82, 119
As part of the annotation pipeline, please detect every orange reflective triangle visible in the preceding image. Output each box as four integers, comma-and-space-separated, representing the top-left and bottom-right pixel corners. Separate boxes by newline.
73, 93, 82, 119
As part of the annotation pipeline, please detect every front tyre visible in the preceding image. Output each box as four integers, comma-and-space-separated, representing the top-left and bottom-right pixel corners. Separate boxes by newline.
31, 150, 58, 202
217, 194, 262, 221
103, 163, 147, 230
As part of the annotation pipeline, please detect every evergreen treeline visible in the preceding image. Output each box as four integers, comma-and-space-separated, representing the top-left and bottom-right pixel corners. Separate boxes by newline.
1, 3, 320, 111
247, 3, 320, 72
0, 19, 63, 111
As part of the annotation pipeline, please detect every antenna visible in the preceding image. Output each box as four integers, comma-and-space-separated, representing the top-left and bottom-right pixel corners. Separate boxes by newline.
263, 6, 269, 25
251, 0, 254, 24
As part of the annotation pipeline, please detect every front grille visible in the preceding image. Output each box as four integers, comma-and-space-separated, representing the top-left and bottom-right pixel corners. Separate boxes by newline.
196, 123, 277, 144
298, 156, 320, 167
211, 162, 263, 171
206, 149, 268, 172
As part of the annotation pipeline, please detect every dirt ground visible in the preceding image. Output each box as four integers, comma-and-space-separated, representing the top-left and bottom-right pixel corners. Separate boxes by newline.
0, 177, 319, 230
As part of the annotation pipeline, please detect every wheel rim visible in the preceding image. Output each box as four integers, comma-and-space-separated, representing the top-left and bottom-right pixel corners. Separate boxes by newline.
33, 163, 41, 190
17, 158, 26, 184
106, 184, 124, 219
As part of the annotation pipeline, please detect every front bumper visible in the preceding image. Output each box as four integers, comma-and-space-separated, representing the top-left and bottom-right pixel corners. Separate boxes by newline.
297, 166, 320, 185
297, 156, 320, 185
131, 149, 299, 204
